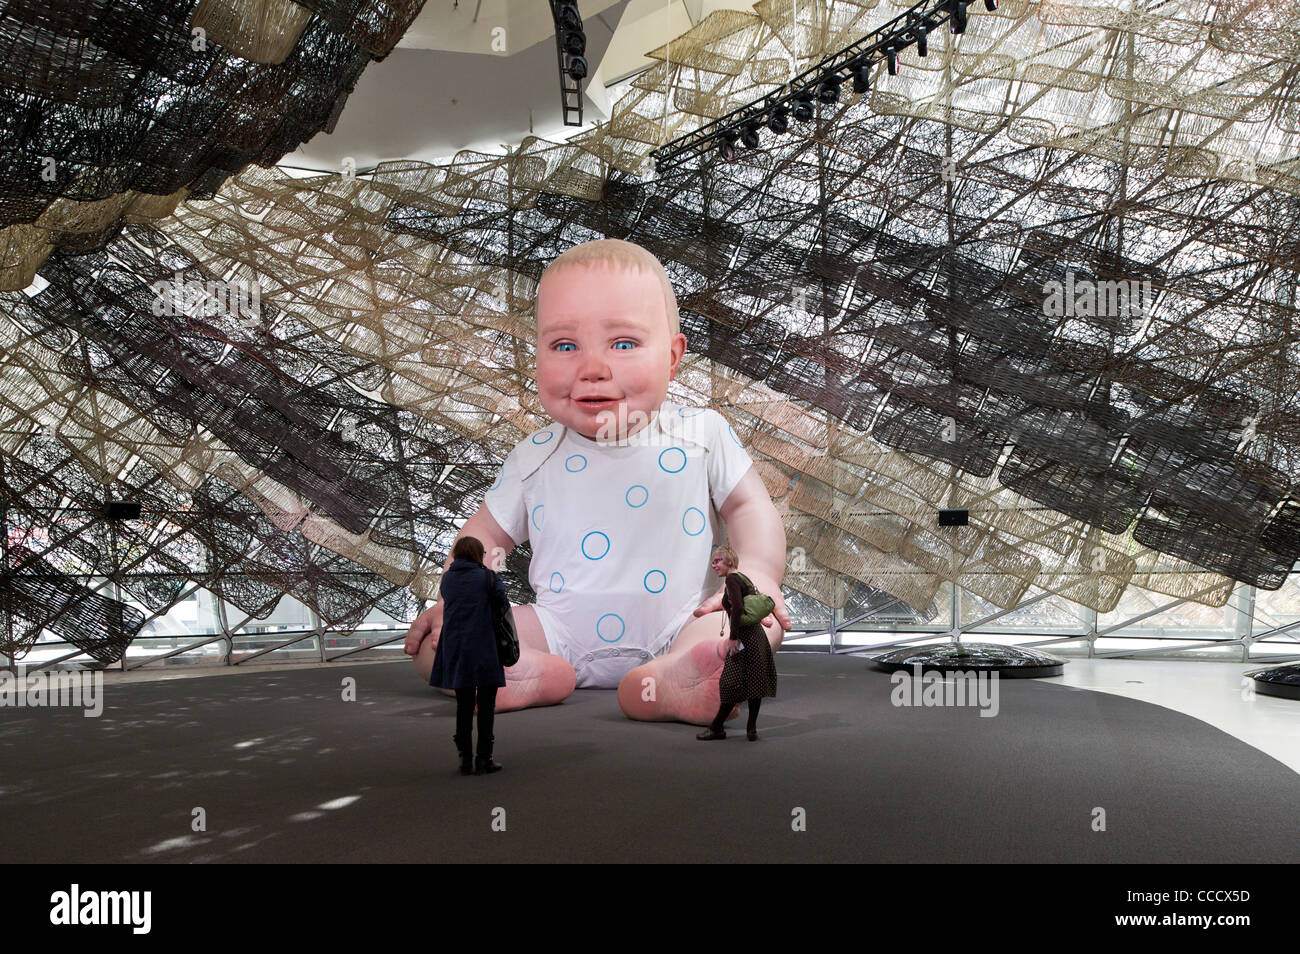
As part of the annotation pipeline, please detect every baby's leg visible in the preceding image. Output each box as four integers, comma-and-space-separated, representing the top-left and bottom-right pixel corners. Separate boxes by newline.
413, 603, 575, 712
617, 613, 780, 725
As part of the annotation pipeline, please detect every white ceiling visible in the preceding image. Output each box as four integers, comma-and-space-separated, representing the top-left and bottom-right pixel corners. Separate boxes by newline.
281, 1, 756, 172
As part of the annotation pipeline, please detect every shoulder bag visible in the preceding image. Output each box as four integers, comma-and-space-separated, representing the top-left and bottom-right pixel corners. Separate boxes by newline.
732, 571, 776, 628
483, 567, 520, 667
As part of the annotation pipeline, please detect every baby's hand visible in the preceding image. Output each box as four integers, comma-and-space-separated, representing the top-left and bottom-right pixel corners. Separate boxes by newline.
404, 601, 443, 655
693, 590, 724, 618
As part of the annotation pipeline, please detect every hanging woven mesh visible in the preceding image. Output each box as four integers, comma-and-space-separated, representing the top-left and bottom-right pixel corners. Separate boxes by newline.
3, 0, 1299, 663
0, 0, 425, 291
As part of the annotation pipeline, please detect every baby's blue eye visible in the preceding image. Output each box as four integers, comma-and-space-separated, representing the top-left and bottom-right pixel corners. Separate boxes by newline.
555, 342, 576, 352
613, 341, 636, 350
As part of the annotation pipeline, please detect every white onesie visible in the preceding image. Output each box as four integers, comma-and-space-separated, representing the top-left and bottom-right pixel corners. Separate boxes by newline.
482, 400, 755, 688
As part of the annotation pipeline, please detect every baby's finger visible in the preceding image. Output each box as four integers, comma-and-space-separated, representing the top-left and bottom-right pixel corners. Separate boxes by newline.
692, 595, 722, 617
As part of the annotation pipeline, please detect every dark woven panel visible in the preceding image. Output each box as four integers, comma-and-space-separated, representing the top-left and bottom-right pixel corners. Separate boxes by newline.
0, 0, 426, 252
1134, 506, 1296, 590
0, 545, 140, 665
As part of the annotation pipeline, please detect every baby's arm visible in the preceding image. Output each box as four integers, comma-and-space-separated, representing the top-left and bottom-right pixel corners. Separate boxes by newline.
402, 502, 518, 654
710, 466, 793, 638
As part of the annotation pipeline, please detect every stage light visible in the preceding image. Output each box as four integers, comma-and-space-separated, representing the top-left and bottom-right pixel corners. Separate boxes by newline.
718, 131, 738, 161
556, 2, 581, 31
817, 77, 840, 104
551, 0, 587, 125
886, 46, 898, 75
852, 60, 871, 94
740, 121, 761, 148
950, 0, 968, 34
767, 106, 790, 134
793, 93, 815, 122
914, 22, 928, 57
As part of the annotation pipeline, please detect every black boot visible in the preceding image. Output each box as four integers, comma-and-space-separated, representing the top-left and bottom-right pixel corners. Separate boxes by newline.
453, 735, 474, 775
697, 701, 729, 740
475, 735, 502, 775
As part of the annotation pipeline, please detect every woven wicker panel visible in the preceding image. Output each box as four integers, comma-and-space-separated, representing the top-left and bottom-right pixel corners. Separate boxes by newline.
0, 0, 427, 287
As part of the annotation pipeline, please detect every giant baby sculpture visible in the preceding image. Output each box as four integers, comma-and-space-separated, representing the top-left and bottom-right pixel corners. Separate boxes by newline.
405, 238, 791, 724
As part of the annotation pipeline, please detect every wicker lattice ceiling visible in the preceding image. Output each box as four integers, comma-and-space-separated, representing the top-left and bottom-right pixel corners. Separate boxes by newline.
2, 0, 1298, 663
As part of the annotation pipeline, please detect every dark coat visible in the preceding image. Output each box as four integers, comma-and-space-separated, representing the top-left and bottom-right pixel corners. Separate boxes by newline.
429, 558, 507, 689
719, 570, 778, 704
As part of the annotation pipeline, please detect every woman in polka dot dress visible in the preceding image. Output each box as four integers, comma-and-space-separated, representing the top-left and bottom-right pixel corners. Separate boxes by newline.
698, 546, 778, 741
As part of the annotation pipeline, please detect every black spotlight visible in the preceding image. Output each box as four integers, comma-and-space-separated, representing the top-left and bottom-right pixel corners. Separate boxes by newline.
886, 45, 898, 75
793, 93, 815, 122
950, 0, 968, 34
914, 22, 928, 57
717, 131, 738, 161
556, 1, 581, 31
564, 29, 586, 56
852, 60, 871, 94
740, 121, 761, 148
566, 55, 588, 80
767, 106, 790, 134
984, 0, 998, 9
816, 77, 840, 104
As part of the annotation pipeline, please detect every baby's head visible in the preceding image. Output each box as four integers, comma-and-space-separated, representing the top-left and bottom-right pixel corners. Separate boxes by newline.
535, 238, 687, 441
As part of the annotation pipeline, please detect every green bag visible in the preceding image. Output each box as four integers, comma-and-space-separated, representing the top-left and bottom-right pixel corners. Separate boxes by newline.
733, 572, 776, 627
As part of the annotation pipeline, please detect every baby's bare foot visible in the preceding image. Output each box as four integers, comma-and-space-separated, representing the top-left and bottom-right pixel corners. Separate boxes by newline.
617, 640, 737, 725
496, 650, 576, 711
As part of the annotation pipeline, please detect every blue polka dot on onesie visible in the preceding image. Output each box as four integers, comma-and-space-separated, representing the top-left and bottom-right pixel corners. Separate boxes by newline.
531, 504, 544, 531
682, 507, 706, 536
581, 530, 610, 559
549, 571, 564, 593
626, 484, 648, 508
565, 454, 587, 472
658, 446, 687, 473
596, 613, 626, 642
644, 570, 667, 593
531, 430, 555, 445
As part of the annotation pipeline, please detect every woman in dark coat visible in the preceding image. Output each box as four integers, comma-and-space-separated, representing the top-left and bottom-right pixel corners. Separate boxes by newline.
430, 535, 507, 775
697, 545, 778, 741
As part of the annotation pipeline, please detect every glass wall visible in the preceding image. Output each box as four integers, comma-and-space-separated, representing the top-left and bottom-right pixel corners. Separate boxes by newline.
7, 565, 1298, 670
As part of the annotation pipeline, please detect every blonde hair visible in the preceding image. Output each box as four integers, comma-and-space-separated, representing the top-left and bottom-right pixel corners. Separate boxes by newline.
540, 238, 681, 338
711, 545, 738, 569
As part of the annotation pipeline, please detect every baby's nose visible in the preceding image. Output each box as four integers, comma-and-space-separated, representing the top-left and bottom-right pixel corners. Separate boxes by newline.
578, 355, 611, 378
